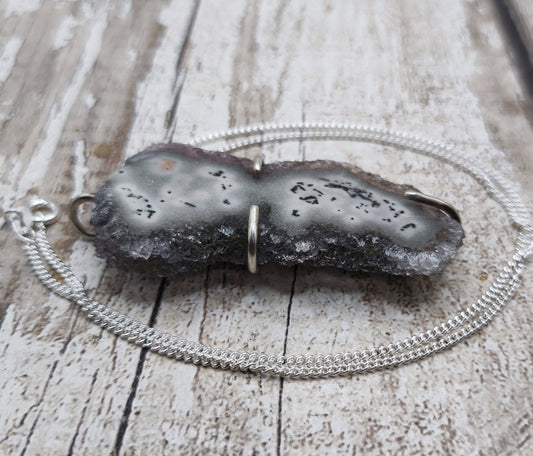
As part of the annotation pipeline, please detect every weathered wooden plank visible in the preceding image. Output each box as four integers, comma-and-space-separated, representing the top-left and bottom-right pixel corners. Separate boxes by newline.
119, 268, 293, 454
0, 1, 196, 454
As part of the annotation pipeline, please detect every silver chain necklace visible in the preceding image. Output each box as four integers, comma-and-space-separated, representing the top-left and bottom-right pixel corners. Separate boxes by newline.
3, 122, 532, 378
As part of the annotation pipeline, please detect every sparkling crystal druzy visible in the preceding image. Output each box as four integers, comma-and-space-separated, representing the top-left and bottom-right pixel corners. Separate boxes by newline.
91, 143, 464, 276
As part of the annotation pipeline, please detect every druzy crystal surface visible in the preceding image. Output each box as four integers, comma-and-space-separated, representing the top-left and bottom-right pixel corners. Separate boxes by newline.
91, 143, 464, 276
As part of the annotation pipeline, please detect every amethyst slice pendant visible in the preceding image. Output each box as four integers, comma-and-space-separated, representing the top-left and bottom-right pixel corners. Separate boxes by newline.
89, 143, 464, 276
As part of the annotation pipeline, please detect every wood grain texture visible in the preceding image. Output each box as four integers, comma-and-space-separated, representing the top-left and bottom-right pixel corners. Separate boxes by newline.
1, 0, 532, 455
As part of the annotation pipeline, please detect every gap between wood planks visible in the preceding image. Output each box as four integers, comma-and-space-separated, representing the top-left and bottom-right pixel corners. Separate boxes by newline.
494, 0, 533, 115
277, 266, 298, 456
113, 279, 167, 456
164, 0, 201, 142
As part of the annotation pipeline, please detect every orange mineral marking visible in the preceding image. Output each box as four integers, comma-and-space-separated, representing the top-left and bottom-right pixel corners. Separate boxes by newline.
161, 159, 175, 170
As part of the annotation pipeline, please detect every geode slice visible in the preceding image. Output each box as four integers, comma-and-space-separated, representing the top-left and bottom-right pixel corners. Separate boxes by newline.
90, 143, 464, 276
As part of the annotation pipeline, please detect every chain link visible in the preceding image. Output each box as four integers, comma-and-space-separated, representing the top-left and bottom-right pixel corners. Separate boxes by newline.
5, 122, 533, 378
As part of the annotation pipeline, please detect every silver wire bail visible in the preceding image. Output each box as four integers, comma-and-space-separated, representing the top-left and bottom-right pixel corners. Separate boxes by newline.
253, 152, 264, 174
248, 151, 263, 272
247, 205, 259, 273
404, 191, 461, 223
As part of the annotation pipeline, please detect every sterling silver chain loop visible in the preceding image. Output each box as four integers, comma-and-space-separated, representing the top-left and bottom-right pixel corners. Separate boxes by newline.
4, 123, 533, 378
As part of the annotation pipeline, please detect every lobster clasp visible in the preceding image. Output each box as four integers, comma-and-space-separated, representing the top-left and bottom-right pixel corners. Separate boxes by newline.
1, 198, 59, 240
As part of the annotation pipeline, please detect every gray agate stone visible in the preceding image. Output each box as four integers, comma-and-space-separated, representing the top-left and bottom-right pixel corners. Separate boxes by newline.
91, 143, 464, 276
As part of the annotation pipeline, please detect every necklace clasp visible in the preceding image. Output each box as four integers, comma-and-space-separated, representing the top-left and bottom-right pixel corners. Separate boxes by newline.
1, 198, 59, 241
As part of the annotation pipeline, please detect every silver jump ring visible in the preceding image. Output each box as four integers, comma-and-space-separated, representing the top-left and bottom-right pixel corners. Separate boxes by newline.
29, 198, 60, 226
247, 205, 259, 273
69, 194, 96, 238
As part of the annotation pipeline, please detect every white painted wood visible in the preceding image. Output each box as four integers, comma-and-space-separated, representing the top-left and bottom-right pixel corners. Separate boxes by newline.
0, 1, 196, 454
0, 0, 532, 455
